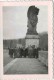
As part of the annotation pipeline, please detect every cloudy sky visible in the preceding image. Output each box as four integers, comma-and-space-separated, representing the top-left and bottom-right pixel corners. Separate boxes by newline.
3, 6, 48, 39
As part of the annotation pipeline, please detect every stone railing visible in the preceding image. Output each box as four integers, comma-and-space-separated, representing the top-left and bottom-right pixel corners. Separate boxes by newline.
38, 51, 48, 67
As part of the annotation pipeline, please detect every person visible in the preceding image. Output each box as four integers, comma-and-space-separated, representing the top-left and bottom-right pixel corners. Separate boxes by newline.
8, 47, 11, 56
23, 48, 28, 58
28, 46, 33, 58
33, 47, 36, 58
23, 47, 26, 58
25, 47, 28, 57
18, 47, 20, 58
8, 48, 14, 58
36, 47, 39, 58
13, 47, 17, 58
20, 48, 23, 58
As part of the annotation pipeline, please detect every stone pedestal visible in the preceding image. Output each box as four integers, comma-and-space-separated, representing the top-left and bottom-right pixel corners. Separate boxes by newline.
25, 35, 39, 48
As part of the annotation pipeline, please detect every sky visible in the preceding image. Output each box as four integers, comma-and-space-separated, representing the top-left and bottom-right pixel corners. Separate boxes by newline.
3, 6, 48, 39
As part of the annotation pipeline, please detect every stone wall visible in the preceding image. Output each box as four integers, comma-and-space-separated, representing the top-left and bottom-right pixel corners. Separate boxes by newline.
38, 51, 48, 67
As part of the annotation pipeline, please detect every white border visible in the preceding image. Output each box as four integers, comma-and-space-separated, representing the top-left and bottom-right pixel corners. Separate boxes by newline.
0, 1, 53, 80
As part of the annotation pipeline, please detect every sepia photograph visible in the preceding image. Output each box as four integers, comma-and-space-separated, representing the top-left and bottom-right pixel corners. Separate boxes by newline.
3, 5, 48, 74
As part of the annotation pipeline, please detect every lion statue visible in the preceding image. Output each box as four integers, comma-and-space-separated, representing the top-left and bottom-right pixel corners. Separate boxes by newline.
27, 6, 39, 35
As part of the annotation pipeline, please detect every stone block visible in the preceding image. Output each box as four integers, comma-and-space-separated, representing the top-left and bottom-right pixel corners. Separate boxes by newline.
25, 35, 39, 48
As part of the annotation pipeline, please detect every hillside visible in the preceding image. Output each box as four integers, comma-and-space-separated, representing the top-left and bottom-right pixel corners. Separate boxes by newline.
3, 32, 48, 50
39, 32, 48, 50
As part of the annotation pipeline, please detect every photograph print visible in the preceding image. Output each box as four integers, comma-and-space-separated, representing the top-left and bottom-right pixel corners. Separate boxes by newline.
3, 5, 48, 74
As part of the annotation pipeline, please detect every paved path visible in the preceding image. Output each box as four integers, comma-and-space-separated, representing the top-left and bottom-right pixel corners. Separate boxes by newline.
4, 58, 48, 74
3, 49, 14, 66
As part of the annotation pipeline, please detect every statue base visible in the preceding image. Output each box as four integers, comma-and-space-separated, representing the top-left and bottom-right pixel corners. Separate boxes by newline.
25, 34, 40, 48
